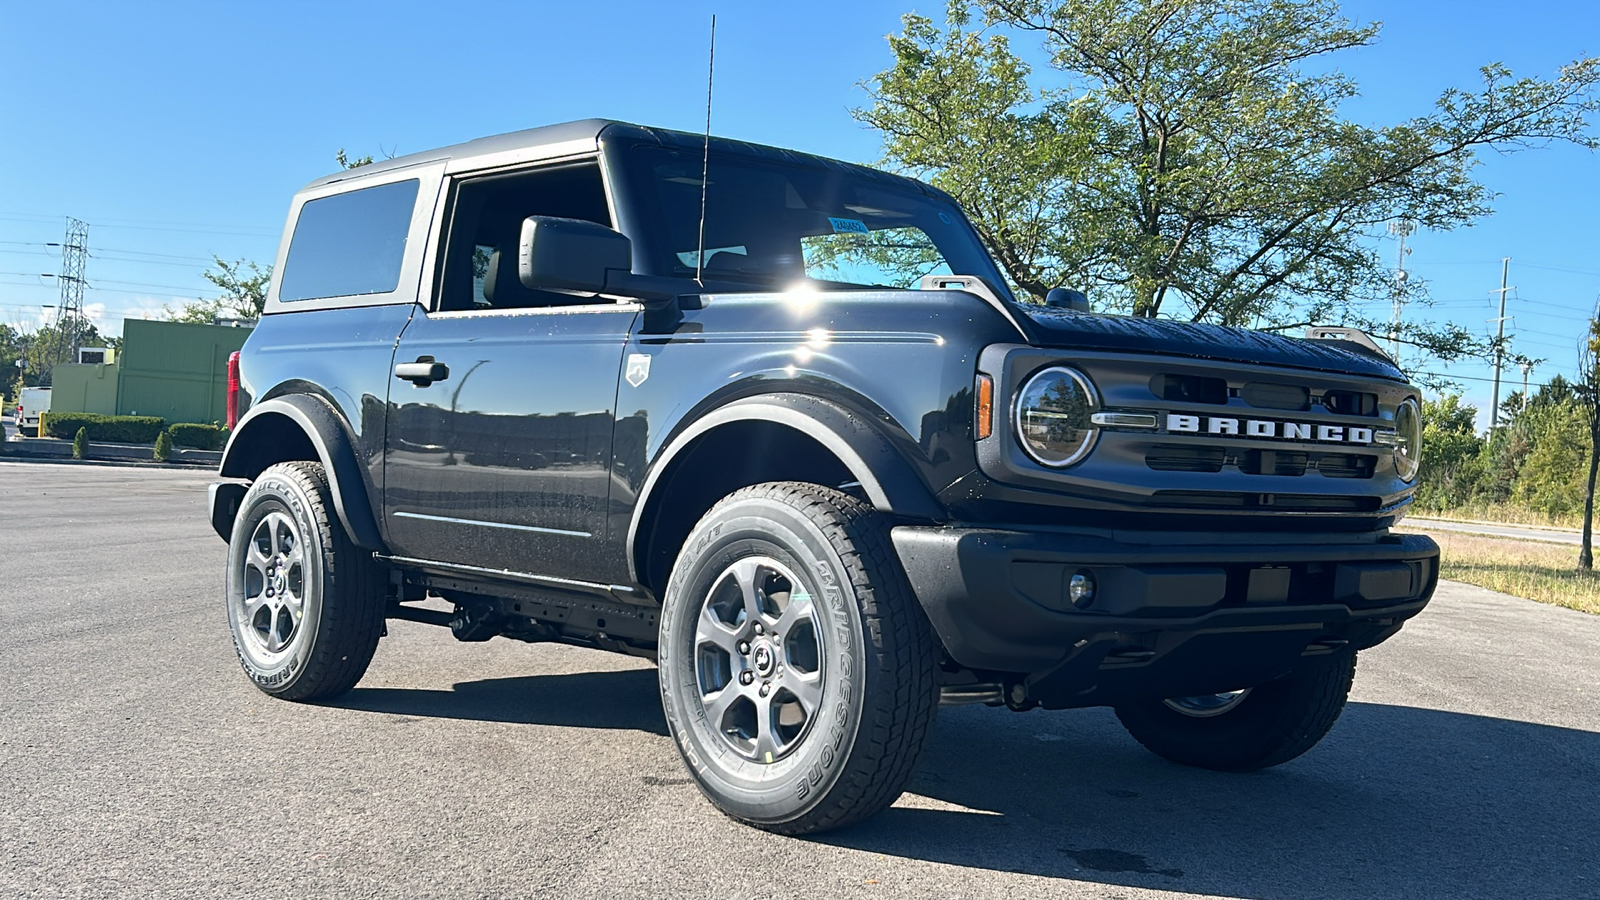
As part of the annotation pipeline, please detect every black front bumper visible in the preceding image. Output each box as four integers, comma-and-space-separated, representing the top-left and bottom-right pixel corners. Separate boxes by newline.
892, 526, 1437, 709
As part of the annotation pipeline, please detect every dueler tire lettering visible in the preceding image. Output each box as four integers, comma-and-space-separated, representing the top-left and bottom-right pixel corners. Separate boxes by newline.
224, 461, 385, 702
657, 482, 940, 835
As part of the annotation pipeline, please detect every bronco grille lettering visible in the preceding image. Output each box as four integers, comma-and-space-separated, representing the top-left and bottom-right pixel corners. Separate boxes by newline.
1163, 414, 1377, 446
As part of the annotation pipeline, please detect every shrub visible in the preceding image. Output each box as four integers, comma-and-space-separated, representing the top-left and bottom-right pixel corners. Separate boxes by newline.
153, 430, 173, 462
167, 422, 226, 450
73, 427, 89, 460
42, 412, 166, 444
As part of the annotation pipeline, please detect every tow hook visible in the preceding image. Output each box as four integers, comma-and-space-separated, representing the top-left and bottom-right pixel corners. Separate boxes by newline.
1004, 680, 1039, 712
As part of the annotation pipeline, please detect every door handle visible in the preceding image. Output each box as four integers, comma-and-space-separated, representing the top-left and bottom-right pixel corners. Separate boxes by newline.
395, 356, 449, 386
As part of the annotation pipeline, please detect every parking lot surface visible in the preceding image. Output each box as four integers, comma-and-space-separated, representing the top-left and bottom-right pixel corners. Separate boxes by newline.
2, 462, 1596, 899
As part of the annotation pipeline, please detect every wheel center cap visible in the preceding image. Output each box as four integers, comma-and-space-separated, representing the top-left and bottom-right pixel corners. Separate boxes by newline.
752, 641, 776, 677
273, 575, 286, 595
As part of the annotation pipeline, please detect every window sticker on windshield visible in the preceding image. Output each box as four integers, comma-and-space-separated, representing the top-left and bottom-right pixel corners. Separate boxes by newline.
828, 217, 869, 235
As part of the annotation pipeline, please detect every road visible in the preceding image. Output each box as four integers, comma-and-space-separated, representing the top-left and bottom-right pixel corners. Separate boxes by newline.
2, 462, 1596, 900
1406, 515, 1584, 545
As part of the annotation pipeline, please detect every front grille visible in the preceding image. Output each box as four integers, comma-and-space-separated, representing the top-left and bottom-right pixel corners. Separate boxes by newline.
1146, 446, 1377, 479
1241, 382, 1309, 410
1314, 453, 1376, 478
1146, 445, 1226, 472
1149, 374, 1378, 417
1240, 449, 1308, 476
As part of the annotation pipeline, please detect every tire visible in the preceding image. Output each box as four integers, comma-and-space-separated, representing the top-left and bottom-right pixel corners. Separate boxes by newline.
1113, 651, 1357, 772
224, 461, 385, 702
658, 482, 940, 835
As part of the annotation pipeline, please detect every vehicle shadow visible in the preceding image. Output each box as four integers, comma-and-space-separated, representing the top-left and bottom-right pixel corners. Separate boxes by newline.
826, 700, 1600, 900
335, 669, 670, 736
331, 670, 1597, 899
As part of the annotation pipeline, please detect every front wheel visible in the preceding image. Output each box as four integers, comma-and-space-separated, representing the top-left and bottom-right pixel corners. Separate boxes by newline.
1114, 651, 1357, 772
658, 483, 940, 835
224, 461, 385, 701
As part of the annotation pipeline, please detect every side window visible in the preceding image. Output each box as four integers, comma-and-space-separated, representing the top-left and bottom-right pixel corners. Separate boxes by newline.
279, 179, 420, 302
439, 162, 612, 311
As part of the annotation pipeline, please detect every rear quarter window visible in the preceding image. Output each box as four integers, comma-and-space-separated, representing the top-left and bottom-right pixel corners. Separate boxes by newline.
278, 179, 420, 302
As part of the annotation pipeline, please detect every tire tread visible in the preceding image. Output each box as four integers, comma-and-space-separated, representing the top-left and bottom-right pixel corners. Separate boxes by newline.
233, 461, 385, 702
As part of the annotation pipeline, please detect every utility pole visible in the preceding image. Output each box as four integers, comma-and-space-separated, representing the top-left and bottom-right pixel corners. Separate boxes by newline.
1522, 360, 1534, 398
47, 217, 89, 377
1490, 257, 1515, 430
1388, 220, 1416, 363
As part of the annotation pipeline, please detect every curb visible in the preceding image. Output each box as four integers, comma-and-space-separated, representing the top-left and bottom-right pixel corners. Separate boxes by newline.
4, 437, 220, 466
0, 454, 216, 470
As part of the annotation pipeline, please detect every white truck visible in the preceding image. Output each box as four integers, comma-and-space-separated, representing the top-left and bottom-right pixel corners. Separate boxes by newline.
17, 386, 50, 437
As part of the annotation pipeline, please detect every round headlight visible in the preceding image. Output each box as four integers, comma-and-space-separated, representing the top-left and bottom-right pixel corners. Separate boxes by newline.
1394, 397, 1422, 482
1014, 366, 1100, 467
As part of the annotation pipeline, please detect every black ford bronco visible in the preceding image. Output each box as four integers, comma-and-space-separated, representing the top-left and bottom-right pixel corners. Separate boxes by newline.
208, 119, 1437, 835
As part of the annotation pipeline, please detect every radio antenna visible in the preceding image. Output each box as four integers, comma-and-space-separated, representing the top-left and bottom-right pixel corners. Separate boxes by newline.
695, 14, 716, 286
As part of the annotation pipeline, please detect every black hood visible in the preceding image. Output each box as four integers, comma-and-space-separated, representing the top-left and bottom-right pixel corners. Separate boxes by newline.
1015, 308, 1406, 382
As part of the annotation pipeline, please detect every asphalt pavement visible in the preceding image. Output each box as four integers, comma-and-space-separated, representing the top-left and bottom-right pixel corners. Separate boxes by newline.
2, 461, 1596, 900
1406, 516, 1585, 545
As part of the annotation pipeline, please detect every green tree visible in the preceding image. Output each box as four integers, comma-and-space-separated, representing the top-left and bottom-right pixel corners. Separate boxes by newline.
1415, 393, 1484, 511
1577, 313, 1600, 569
168, 257, 272, 323
336, 148, 374, 169
857, 0, 1600, 362
0, 323, 21, 400
18, 317, 108, 386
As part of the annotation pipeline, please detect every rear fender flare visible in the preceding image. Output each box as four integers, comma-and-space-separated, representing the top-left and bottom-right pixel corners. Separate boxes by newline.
219, 394, 385, 551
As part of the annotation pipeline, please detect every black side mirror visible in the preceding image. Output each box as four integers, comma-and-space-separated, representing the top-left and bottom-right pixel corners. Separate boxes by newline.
518, 216, 632, 295
1043, 288, 1094, 313
1045, 287, 1090, 313
518, 216, 697, 307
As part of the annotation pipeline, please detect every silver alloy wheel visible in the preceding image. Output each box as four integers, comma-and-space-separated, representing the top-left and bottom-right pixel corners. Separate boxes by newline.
1163, 689, 1252, 718
693, 556, 825, 764
238, 510, 307, 661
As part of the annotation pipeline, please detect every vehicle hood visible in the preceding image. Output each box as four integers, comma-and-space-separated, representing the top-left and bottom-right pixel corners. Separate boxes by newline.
1014, 308, 1406, 381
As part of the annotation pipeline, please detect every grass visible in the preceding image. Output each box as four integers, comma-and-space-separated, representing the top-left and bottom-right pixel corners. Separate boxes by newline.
1399, 529, 1600, 615
1411, 500, 1586, 530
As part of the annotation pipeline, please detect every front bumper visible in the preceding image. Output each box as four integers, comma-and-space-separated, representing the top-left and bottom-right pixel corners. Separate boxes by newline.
892, 526, 1437, 709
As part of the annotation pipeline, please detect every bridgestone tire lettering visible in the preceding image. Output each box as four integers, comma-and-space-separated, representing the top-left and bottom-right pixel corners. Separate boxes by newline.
224, 461, 385, 702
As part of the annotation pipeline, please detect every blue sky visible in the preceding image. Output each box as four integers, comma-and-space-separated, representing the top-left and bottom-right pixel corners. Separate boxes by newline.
2, 1, 1596, 427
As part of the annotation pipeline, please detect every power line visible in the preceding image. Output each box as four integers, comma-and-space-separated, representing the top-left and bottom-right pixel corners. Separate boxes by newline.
0, 210, 277, 234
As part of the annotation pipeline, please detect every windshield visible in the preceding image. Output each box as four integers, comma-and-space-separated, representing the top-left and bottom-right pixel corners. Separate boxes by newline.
616, 145, 1011, 299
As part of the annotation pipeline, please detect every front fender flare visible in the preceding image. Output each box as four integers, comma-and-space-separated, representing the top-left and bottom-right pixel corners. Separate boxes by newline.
625, 392, 946, 581
218, 394, 386, 551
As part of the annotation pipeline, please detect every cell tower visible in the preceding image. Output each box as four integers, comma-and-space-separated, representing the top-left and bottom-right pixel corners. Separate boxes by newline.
1387, 219, 1415, 364
50, 217, 89, 371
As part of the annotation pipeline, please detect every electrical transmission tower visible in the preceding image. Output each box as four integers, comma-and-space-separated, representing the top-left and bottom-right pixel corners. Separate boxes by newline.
48, 217, 89, 376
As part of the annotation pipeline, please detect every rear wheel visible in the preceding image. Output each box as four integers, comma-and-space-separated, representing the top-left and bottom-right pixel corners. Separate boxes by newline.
658, 482, 940, 835
1114, 652, 1357, 772
224, 461, 385, 701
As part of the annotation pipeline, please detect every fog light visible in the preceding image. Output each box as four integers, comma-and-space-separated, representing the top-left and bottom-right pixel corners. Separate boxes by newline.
1067, 570, 1096, 608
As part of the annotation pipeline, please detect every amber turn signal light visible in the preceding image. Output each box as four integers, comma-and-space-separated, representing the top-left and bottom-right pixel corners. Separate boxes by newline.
975, 374, 994, 440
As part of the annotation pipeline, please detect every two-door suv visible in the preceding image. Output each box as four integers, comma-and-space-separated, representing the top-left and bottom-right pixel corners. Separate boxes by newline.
209, 120, 1437, 834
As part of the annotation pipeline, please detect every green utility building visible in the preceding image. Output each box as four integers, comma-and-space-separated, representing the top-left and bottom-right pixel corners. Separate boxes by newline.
50, 319, 251, 425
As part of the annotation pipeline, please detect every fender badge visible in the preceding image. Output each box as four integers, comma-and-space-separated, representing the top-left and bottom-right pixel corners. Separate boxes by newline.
625, 353, 651, 387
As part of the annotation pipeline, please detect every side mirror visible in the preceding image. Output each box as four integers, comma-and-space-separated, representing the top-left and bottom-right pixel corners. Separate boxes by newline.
518, 216, 632, 295
1045, 287, 1090, 313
